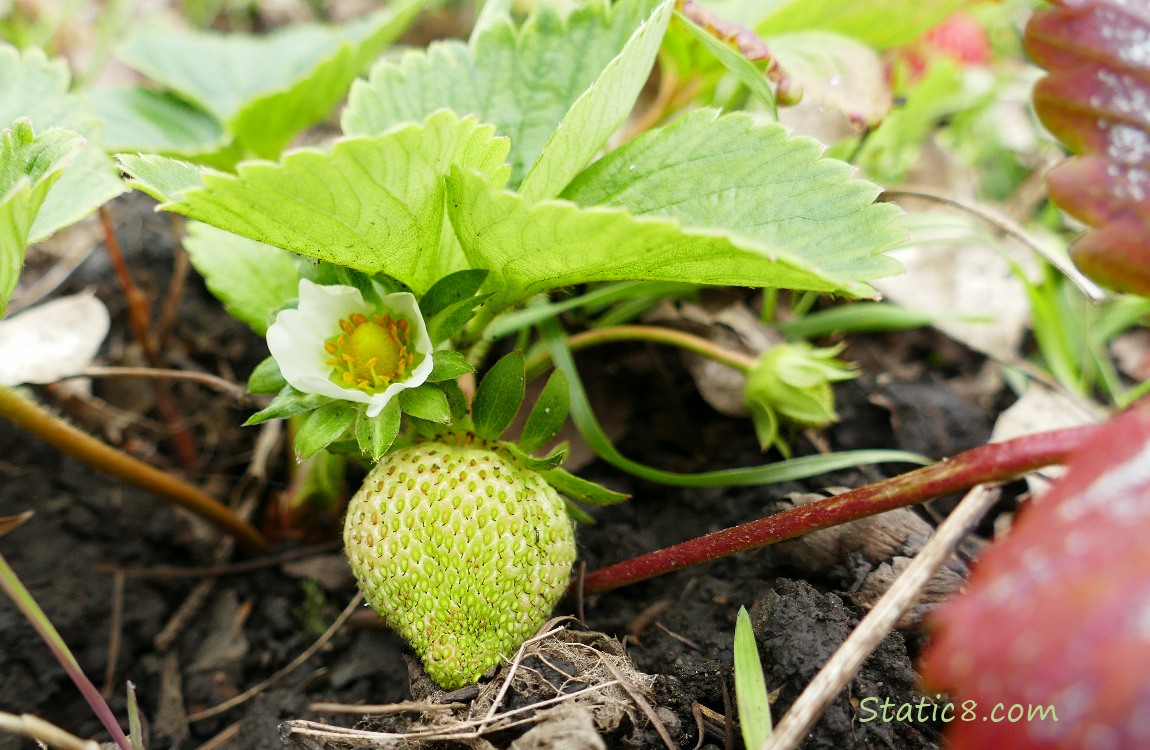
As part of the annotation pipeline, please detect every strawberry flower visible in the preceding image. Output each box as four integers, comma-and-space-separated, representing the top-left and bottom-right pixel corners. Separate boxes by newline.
267, 279, 433, 417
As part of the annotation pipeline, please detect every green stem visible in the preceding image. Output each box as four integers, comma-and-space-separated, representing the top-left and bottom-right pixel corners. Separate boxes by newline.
459, 301, 503, 352
0, 386, 267, 552
0, 552, 132, 750
525, 324, 756, 380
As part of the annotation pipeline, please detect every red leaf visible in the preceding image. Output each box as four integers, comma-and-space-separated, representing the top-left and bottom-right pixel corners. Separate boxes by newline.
1024, 0, 1150, 295
921, 397, 1150, 749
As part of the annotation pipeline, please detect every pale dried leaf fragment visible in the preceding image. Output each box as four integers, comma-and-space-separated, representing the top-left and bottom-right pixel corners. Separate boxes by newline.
0, 290, 109, 386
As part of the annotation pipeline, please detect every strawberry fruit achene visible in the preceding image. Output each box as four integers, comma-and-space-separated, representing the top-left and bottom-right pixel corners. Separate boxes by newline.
344, 440, 577, 689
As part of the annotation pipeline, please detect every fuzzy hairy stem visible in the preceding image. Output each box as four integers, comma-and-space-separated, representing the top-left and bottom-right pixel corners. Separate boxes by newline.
581, 422, 1104, 593
0, 386, 267, 552
525, 323, 756, 381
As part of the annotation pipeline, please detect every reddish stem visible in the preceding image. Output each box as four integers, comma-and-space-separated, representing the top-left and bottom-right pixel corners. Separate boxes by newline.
98, 208, 199, 471
581, 423, 1105, 593
0, 386, 267, 552
98, 207, 156, 364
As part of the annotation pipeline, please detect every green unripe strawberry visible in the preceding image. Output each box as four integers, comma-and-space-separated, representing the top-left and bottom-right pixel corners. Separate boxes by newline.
343, 440, 577, 689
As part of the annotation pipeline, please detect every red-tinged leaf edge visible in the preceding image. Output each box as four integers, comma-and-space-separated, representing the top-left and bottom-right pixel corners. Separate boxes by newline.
920, 395, 1150, 750
1024, 0, 1150, 295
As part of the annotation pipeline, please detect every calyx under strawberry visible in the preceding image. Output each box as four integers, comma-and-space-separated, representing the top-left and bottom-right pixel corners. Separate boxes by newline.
344, 439, 577, 689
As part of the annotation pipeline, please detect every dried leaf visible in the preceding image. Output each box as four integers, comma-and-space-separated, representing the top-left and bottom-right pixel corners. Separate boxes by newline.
0, 510, 32, 538
0, 290, 109, 386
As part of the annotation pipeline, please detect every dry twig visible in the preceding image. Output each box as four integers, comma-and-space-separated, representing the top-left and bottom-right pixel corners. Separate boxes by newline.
761, 484, 1002, 750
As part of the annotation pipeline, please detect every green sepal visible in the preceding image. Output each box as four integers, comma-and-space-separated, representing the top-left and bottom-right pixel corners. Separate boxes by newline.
472, 351, 525, 441
248, 356, 287, 394
355, 397, 401, 461
518, 369, 569, 453
245, 385, 326, 425
398, 383, 452, 424
426, 349, 475, 382
287, 449, 348, 515
748, 402, 783, 456
502, 441, 568, 472
404, 414, 448, 440
304, 262, 394, 307
427, 292, 494, 344
540, 467, 629, 506
419, 269, 489, 319
742, 342, 855, 453
441, 379, 472, 431
294, 400, 358, 459
563, 498, 597, 525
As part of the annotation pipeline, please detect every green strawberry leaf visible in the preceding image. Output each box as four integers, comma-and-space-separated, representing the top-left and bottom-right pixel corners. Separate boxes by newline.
398, 383, 452, 424
87, 86, 227, 158
356, 398, 401, 461
116, 1, 421, 162
183, 221, 300, 335
245, 385, 326, 425
295, 400, 358, 459
426, 350, 475, 383
518, 0, 673, 201
448, 167, 874, 309
756, 0, 968, 49
117, 152, 203, 202
473, 352, 525, 441
119, 111, 511, 295
344, 0, 660, 188
0, 45, 125, 243
247, 356, 287, 394
419, 269, 490, 319
0, 120, 83, 316
767, 31, 890, 128
519, 370, 569, 453
563, 109, 902, 284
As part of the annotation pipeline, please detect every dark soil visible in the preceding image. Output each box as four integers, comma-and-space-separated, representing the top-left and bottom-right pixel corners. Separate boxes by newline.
0, 196, 1002, 749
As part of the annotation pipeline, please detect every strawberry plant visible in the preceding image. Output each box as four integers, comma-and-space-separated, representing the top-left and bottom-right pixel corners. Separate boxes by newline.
0, 0, 1148, 747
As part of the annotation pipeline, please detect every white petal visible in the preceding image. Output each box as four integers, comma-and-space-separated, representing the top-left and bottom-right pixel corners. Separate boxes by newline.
266, 279, 436, 415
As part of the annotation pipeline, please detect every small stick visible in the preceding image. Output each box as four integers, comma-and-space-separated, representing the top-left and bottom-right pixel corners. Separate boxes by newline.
0, 712, 100, 750
186, 592, 364, 722
881, 187, 1105, 302
5, 232, 98, 315
600, 655, 677, 750
760, 484, 1002, 750
101, 570, 125, 698
157, 215, 190, 351
308, 701, 467, 715
0, 386, 267, 551
193, 720, 241, 750
98, 207, 199, 471
100, 541, 340, 580
68, 367, 251, 403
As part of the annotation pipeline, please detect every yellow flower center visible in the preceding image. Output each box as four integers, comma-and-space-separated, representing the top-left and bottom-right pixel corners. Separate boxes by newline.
324, 312, 415, 394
